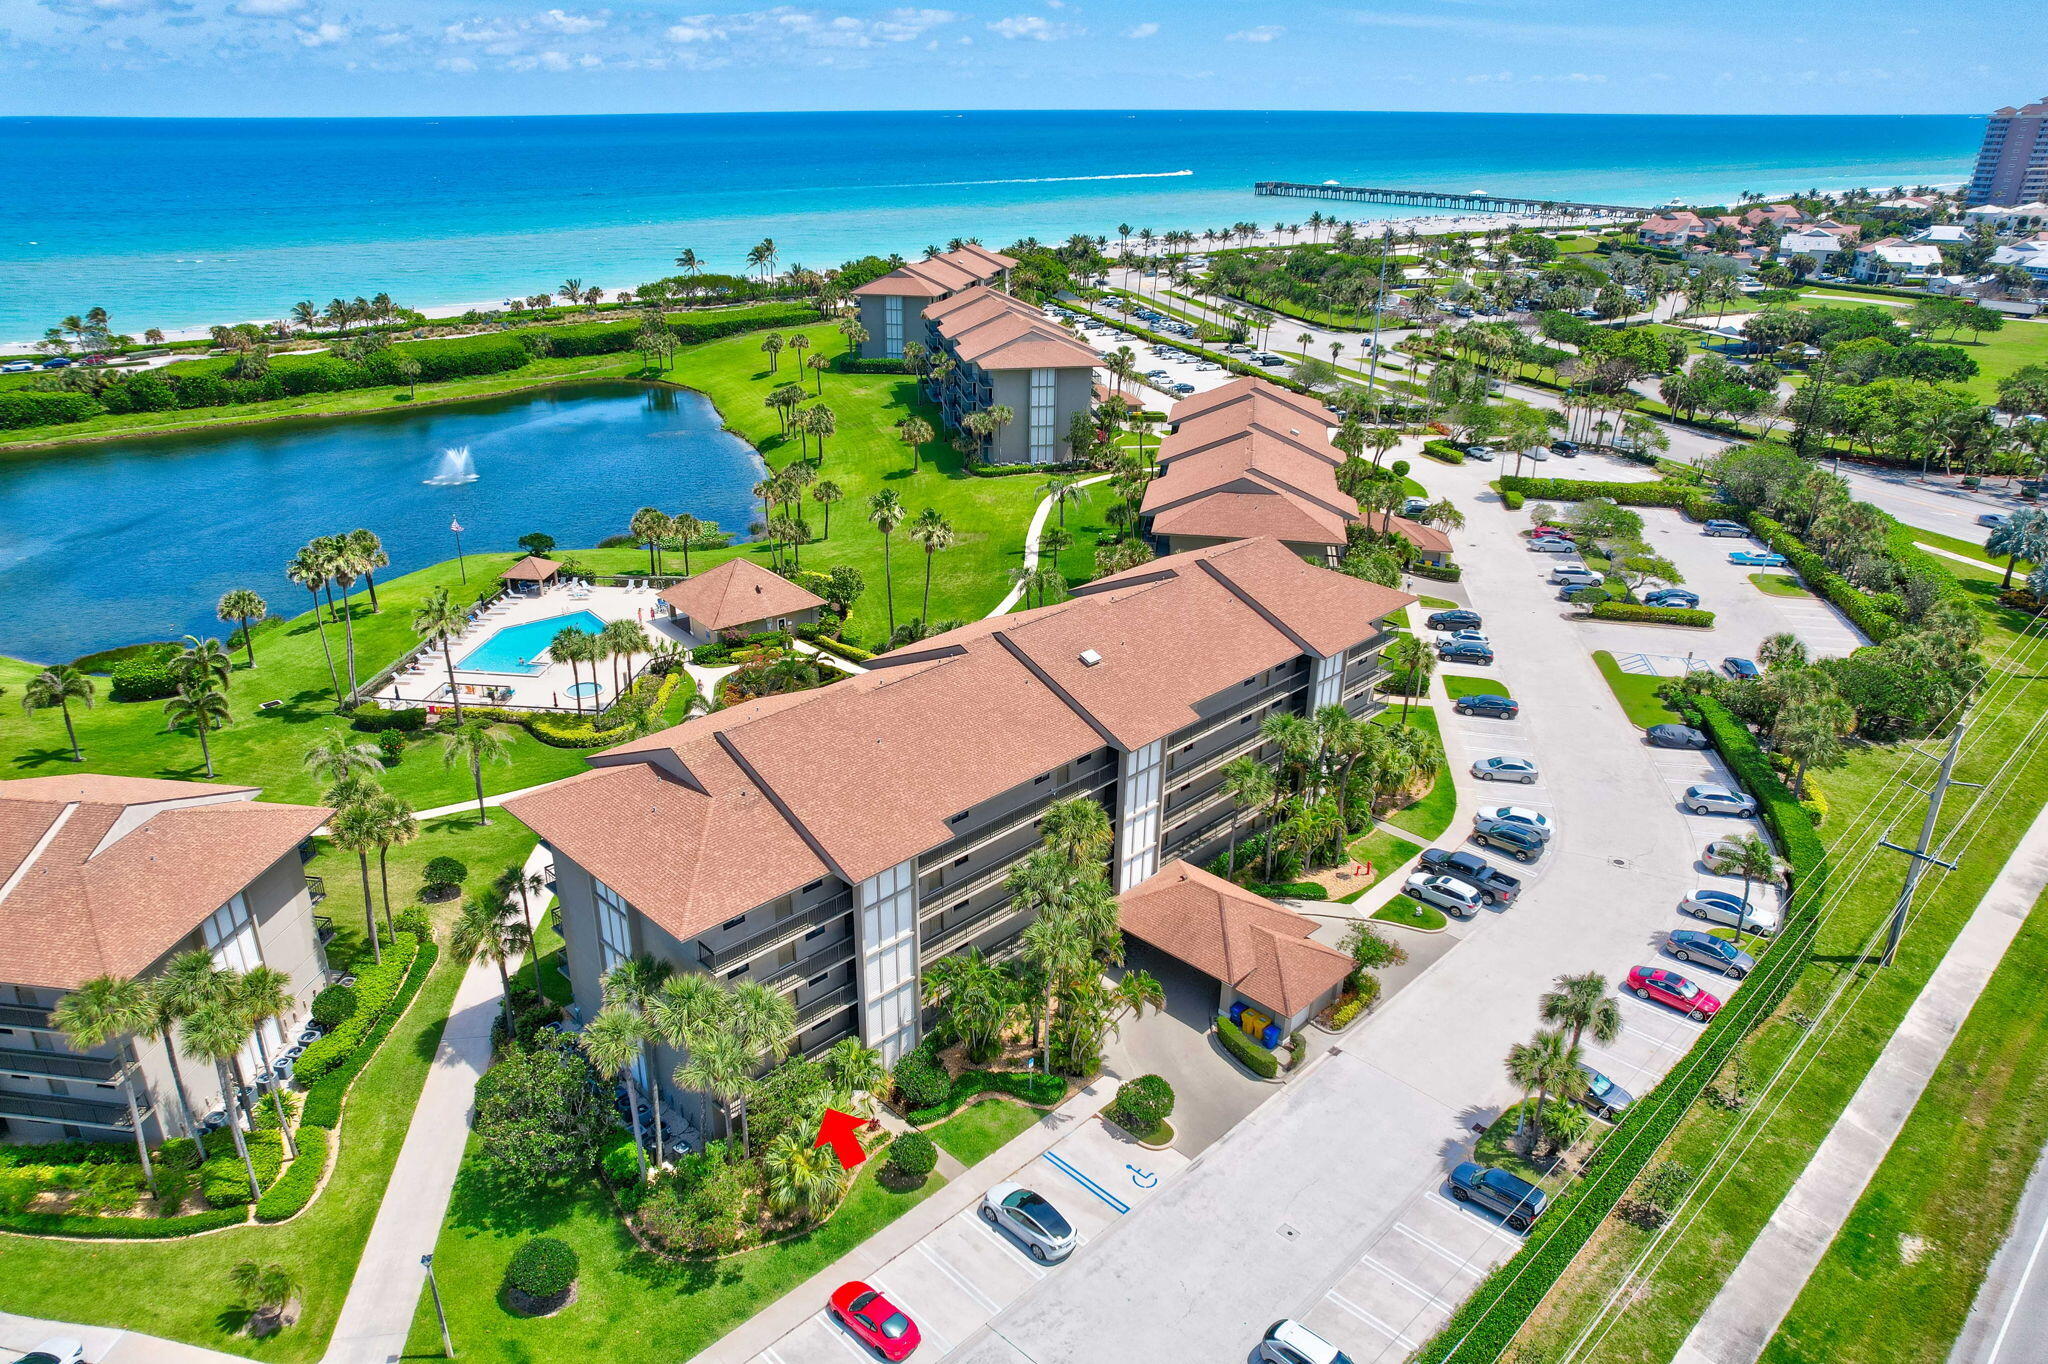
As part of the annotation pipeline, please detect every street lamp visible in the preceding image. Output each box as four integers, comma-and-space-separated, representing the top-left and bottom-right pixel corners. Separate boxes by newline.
423, 1253, 454, 1357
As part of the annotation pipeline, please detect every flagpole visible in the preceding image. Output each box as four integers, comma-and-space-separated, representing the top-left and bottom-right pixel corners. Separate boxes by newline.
451, 516, 468, 584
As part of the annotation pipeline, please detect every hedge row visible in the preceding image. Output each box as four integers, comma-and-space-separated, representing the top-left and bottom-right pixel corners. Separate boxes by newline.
1213, 1015, 1280, 1079
254, 1126, 331, 1223
835, 356, 913, 374
1497, 475, 1736, 525
1415, 698, 1826, 1363
109, 657, 181, 702
796, 627, 876, 662
1238, 879, 1330, 901
300, 937, 438, 1128
1421, 439, 1469, 466
1745, 512, 1900, 641
459, 671, 689, 748
0, 391, 103, 429
294, 933, 422, 1084
201, 1130, 284, 1207
1407, 561, 1464, 583
907, 1069, 1068, 1126
0, 1206, 247, 1238
1588, 603, 1716, 628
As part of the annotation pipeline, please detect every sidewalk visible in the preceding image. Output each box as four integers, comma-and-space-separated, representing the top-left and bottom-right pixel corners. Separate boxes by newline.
987, 473, 1112, 617
1674, 795, 2048, 1364
0, 1312, 244, 1364
320, 843, 540, 1364
689, 1077, 1122, 1364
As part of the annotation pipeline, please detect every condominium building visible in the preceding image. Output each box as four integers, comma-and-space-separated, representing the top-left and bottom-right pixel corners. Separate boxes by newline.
850, 244, 1018, 360
1966, 99, 2048, 207
506, 537, 1409, 1103
0, 776, 330, 1144
922, 286, 1100, 465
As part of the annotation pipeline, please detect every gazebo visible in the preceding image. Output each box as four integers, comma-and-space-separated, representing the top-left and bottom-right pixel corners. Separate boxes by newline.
500, 556, 561, 593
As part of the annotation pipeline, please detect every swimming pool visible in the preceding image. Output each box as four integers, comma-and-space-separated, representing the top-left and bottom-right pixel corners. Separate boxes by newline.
456, 610, 608, 675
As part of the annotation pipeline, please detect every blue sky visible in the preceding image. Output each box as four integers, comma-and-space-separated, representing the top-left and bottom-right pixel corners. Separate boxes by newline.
1, 0, 2031, 117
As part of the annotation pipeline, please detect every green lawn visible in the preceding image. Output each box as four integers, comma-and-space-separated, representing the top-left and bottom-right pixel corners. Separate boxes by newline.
1912, 524, 2031, 577
1340, 826, 1425, 900
1750, 572, 1814, 597
1761, 884, 2048, 1364
927, 1099, 1043, 1168
1372, 893, 1448, 932
1592, 649, 1683, 728
1418, 595, 1459, 611
1442, 674, 1513, 703
510, 903, 572, 1005
404, 1146, 943, 1364
1379, 705, 1456, 841
1473, 1103, 1569, 1193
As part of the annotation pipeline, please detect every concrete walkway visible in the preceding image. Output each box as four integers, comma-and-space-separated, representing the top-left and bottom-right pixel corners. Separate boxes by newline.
987, 473, 1113, 617
1674, 795, 2048, 1364
321, 842, 541, 1364
0, 1312, 246, 1364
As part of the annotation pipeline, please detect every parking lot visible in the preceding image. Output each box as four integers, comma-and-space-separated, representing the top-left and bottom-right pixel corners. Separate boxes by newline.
1060, 302, 1275, 408
749, 1118, 1189, 1364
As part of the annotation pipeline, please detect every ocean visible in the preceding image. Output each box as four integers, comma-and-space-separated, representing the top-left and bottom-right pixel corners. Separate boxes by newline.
0, 109, 1982, 345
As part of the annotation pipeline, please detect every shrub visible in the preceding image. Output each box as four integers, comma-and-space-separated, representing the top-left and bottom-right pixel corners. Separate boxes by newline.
1390, 458, 1411, 477
300, 938, 437, 1129
905, 1067, 1067, 1124
1333, 975, 1381, 1026
0, 390, 104, 429
394, 905, 432, 940
295, 933, 420, 1084
1106, 1075, 1175, 1136
254, 1126, 330, 1222
1588, 603, 1715, 628
375, 730, 406, 765
1420, 439, 1468, 465
504, 1236, 580, 1301
600, 1133, 645, 1188
200, 1131, 284, 1207
0, 1207, 245, 1238
836, 356, 913, 374
891, 1045, 950, 1112
1214, 1015, 1280, 1078
1239, 879, 1328, 900
310, 984, 357, 1028
885, 1132, 938, 1182
349, 704, 429, 733
1407, 561, 1463, 582
421, 856, 468, 899
1499, 488, 1526, 510
108, 658, 180, 702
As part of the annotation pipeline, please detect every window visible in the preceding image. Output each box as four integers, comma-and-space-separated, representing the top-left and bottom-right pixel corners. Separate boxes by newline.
1034, 773, 1050, 785
721, 914, 747, 931
883, 297, 904, 357
725, 964, 750, 980
593, 878, 633, 976
805, 925, 828, 941
1028, 367, 1057, 463
202, 893, 261, 974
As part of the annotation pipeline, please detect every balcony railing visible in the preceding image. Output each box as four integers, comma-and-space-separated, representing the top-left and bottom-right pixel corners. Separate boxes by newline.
921, 893, 1025, 961
305, 874, 327, 905
313, 915, 336, 946
0, 1090, 141, 1130
752, 939, 855, 991
0, 1046, 126, 1083
0, 1003, 54, 1030
696, 894, 852, 973
794, 983, 858, 1026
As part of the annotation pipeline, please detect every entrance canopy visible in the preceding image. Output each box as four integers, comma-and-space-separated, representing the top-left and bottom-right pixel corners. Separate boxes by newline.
1117, 859, 1352, 1020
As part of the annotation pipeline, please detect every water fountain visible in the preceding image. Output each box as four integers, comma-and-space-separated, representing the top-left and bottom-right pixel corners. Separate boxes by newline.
423, 445, 478, 486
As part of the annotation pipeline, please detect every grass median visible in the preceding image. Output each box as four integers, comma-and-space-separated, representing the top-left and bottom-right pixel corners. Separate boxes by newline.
928, 1098, 1044, 1168
1592, 649, 1683, 728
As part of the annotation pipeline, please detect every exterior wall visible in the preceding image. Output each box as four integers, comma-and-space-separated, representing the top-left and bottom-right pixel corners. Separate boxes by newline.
1968, 110, 2048, 206
0, 850, 327, 1145
856, 861, 920, 1063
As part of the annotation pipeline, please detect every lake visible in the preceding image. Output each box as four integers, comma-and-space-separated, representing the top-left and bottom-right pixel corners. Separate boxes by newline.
0, 382, 765, 663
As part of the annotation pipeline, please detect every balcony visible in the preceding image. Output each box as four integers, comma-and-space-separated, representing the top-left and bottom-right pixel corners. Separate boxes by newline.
751, 939, 856, 991
305, 874, 327, 906
696, 893, 852, 973
794, 982, 858, 1026
0, 1089, 141, 1130
921, 893, 1025, 961
0, 1002, 54, 1031
313, 915, 337, 947
0, 1046, 126, 1083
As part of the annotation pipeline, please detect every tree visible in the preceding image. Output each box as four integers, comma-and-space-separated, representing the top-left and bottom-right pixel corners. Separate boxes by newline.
812, 480, 844, 538
234, 966, 301, 1157
896, 416, 934, 472
922, 949, 1016, 1062
472, 1040, 612, 1189
867, 489, 905, 634
451, 891, 534, 1042
1717, 832, 1780, 950
723, 981, 797, 1156
304, 731, 381, 796
411, 587, 470, 724
1987, 508, 2048, 590
518, 532, 557, 558
1538, 973, 1621, 1049
629, 506, 671, 576
1506, 1027, 1582, 1150
908, 508, 955, 625
184, 990, 266, 1203
217, 589, 268, 667
581, 1005, 651, 1178
823, 1036, 890, 1118
1383, 633, 1434, 723
52, 976, 158, 1188
286, 546, 342, 703
441, 719, 510, 826
175, 633, 234, 695
228, 1260, 301, 1330
1220, 757, 1276, 875
22, 664, 93, 763
163, 683, 231, 778
1756, 632, 1808, 671
1773, 693, 1852, 797
328, 799, 388, 964
764, 1128, 847, 1219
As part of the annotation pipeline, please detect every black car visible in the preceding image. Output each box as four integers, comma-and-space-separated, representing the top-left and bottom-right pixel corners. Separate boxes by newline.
1439, 639, 1495, 664
1450, 1162, 1547, 1232
1455, 693, 1519, 719
1471, 818, 1545, 862
1418, 848, 1522, 905
1646, 723, 1709, 749
1426, 609, 1483, 631
1549, 439, 1579, 455
1722, 657, 1761, 680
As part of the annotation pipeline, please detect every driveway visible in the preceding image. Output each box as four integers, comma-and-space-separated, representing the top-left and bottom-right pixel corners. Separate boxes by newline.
1104, 942, 1274, 1155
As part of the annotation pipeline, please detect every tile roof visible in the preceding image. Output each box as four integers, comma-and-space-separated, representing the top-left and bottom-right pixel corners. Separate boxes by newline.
1145, 377, 1357, 552
1168, 377, 1335, 432
1116, 860, 1352, 1017
850, 244, 1018, 299
657, 558, 827, 632
505, 538, 1410, 931
931, 287, 1099, 371
1387, 514, 1453, 555
0, 776, 328, 991
500, 555, 561, 581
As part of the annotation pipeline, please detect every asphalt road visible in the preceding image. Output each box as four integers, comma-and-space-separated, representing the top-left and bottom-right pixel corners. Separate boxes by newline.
1951, 1137, 2048, 1364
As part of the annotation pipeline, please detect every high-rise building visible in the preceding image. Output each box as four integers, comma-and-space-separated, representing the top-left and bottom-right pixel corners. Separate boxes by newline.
1966, 98, 2048, 206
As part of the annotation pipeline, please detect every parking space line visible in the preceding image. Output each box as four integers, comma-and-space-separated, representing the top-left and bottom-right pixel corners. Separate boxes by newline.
915, 1240, 1002, 1315
1393, 1222, 1467, 1268
868, 1278, 955, 1355
760, 1348, 788, 1364
1358, 1254, 1454, 1308
1325, 1289, 1419, 1349
827, 1316, 875, 1363
969, 1211, 1045, 1277
1042, 1151, 1130, 1214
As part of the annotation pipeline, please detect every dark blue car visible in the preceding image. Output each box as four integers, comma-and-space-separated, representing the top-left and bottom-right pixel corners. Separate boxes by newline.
1427, 609, 1483, 631
1665, 929, 1754, 979
1722, 657, 1761, 680
1454, 693, 1518, 718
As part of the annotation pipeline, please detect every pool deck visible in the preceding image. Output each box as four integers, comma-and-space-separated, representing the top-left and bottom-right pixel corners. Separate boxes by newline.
377, 580, 693, 711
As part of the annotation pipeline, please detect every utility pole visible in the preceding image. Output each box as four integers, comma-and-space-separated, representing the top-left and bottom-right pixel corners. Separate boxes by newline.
1877, 720, 1979, 967
423, 1253, 455, 1357
1364, 224, 1394, 422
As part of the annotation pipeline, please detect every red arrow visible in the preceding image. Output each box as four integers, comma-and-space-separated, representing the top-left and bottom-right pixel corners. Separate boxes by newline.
814, 1107, 868, 1170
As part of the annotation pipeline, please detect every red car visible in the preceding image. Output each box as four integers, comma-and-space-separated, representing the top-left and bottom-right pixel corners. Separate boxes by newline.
1627, 966, 1722, 1021
1529, 524, 1578, 541
830, 1280, 920, 1360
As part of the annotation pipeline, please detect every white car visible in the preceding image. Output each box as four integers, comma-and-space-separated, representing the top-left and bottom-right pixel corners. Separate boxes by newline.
1476, 805, 1553, 840
1686, 784, 1757, 817
1404, 872, 1486, 918
1472, 756, 1539, 784
1679, 888, 1780, 936
11, 1342, 86, 1364
1551, 565, 1602, 587
1528, 536, 1577, 554
1, 360, 37, 374
979, 1182, 1077, 1262
1448, 628, 1491, 647
1703, 838, 1784, 879
1257, 1319, 1354, 1364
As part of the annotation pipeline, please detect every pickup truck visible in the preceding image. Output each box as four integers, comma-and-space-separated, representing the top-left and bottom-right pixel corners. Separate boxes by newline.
1417, 848, 1522, 905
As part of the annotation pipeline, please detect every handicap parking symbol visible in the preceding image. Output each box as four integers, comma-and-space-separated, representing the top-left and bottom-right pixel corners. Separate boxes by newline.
1126, 1163, 1157, 1189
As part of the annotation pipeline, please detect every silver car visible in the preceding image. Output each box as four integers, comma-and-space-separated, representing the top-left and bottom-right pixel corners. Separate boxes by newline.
1472, 756, 1539, 784
1685, 784, 1757, 817
980, 1182, 1076, 1262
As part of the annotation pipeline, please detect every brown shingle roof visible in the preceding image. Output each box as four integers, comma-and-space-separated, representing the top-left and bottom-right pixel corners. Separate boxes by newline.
501, 555, 561, 582
1387, 514, 1453, 555
658, 559, 827, 633
931, 287, 1099, 371
1117, 860, 1352, 1017
1169, 378, 1334, 432
0, 776, 328, 990
850, 245, 1016, 299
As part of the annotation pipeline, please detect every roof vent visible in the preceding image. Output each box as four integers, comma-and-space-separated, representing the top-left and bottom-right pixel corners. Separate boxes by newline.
1079, 648, 1103, 667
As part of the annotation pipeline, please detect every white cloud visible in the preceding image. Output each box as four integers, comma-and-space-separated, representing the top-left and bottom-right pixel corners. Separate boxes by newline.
538, 8, 607, 34
1227, 25, 1281, 42
666, 19, 723, 42
988, 13, 1064, 39
436, 54, 476, 70
296, 19, 347, 45
1125, 21, 1158, 38
231, 0, 303, 14
444, 19, 520, 43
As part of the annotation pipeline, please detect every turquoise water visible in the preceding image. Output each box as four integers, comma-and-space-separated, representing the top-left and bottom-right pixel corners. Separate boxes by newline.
457, 609, 608, 675
0, 111, 1981, 343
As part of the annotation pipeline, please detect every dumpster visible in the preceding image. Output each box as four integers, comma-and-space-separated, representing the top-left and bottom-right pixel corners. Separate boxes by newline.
1238, 1006, 1279, 1049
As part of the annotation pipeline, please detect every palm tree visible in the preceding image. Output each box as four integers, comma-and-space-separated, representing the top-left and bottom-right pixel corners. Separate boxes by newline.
368, 791, 417, 939
603, 955, 675, 1161
823, 1035, 889, 1119
216, 590, 268, 666
896, 416, 934, 472
143, 950, 221, 1138
629, 507, 671, 575
318, 537, 363, 702
581, 1005, 651, 1179
328, 799, 387, 964
867, 489, 906, 634
650, 971, 726, 1137
1539, 973, 1622, 1050
52, 976, 159, 1188
286, 547, 342, 702
724, 981, 796, 1156
1382, 633, 1434, 723
675, 1028, 752, 1149
600, 618, 651, 702
449, 893, 533, 1043
668, 511, 703, 576
1987, 508, 2048, 589
343, 529, 388, 612
811, 480, 844, 538
1718, 833, 1781, 950
1220, 757, 1276, 875
922, 948, 1017, 1061
412, 588, 470, 723
1017, 887, 1093, 1073
22, 664, 93, 762
233, 966, 300, 1158
184, 992, 266, 1203
765, 1129, 847, 1219
441, 720, 510, 826
304, 731, 382, 794
175, 634, 234, 695
908, 508, 955, 625
760, 332, 785, 373
164, 683, 231, 778
229, 1261, 301, 1330
1041, 795, 1113, 869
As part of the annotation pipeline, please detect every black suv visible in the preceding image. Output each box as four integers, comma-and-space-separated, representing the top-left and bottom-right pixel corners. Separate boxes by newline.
1426, 609, 1482, 631
1472, 818, 1545, 862
1418, 849, 1522, 905
1450, 1162, 1547, 1232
